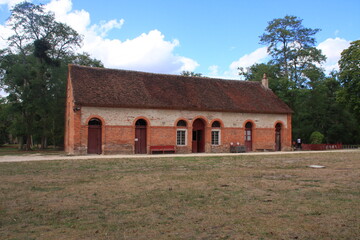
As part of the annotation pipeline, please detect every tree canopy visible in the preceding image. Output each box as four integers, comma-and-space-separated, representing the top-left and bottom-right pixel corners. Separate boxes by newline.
259, 15, 326, 87
338, 40, 360, 122
0, 2, 103, 150
241, 15, 360, 144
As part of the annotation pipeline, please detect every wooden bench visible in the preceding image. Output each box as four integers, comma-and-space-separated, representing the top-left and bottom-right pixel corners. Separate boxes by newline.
230, 145, 246, 153
150, 145, 176, 154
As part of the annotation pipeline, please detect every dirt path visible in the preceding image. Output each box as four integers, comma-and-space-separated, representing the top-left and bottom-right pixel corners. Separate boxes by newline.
0, 149, 358, 163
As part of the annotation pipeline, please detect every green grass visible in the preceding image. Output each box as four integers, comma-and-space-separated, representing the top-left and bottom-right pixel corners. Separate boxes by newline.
0, 144, 63, 156
0, 152, 359, 239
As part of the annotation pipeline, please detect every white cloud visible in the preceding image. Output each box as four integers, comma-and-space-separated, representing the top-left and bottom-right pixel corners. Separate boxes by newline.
91, 19, 125, 38
317, 37, 351, 73
229, 47, 268, 71
208, 65, 219, 76
209, 38, 351, 80
0, 24, 12, 49
0, 0, 198, 74
43, 0, 198, 74
206, 47, 268, 80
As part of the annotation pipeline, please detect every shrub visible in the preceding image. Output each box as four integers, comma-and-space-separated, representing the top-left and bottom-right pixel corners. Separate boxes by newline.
310, 131, 324, 144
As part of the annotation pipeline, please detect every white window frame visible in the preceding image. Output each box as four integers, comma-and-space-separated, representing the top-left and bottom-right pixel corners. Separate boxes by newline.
176, 129, 187, 146
211, 129, 221, 145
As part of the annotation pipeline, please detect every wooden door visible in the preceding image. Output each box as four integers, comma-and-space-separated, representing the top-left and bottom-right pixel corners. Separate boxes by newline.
88, 125, 102, 154
135, 125, 147, 154
275, 124, 281, 151
192, 119, 205, 153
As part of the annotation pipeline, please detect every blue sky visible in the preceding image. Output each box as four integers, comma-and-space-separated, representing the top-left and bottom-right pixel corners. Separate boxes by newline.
0, 0, 359, 80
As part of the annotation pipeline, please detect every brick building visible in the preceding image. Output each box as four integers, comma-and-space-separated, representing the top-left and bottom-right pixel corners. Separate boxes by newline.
65, 65, 293, 155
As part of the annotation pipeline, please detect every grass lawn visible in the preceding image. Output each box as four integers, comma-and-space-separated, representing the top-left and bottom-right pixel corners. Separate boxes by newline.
0, 152, 359, 239
0, 144, 63, 156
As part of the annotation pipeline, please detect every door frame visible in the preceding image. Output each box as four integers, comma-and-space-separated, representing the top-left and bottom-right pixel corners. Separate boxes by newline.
244, 122, 253, 152
135, 119, 147, 154
87, 118, 102, 154
192, 118, 206, 153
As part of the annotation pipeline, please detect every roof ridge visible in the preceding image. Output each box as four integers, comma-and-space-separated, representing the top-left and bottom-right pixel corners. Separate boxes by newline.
69, 64, 262, 85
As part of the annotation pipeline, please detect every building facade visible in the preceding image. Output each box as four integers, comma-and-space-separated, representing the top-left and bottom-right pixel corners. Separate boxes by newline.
65, 65, 293, 155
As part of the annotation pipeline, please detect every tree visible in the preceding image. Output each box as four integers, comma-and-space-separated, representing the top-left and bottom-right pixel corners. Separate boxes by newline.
0, 2, 102, 150
239, 16, 360, 144
0, 98, 10, 145
259, 15, 326, 87
309, 131, 324, 144
181, 71, 203, 77
7, 2, 82, 61
338, 40, 360, 122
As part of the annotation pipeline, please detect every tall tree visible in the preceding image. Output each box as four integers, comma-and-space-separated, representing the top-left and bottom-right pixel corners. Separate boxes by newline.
338, 40, 360, 122
7, 2, 82, 60
239, 16, 359, 144
0, 2, 102, 150
259, 15, 325, 87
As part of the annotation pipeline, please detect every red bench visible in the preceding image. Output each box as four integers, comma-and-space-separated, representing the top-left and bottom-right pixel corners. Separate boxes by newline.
150, 145, 176, 154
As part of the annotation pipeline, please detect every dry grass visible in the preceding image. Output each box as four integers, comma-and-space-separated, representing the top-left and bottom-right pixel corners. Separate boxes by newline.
0, 152, 359, 239
0, 145, 63, 156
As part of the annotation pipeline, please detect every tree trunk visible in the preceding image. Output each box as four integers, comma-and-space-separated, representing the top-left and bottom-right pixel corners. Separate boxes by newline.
41, 136, 47, 149
25, 135, 32, 151
18, 136, 24, 150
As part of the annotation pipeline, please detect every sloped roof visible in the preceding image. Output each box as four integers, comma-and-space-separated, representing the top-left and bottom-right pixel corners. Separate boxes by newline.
68, 65, 292, 114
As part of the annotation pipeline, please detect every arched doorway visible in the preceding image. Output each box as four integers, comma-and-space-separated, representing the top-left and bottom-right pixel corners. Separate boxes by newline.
192, 119, 205, 153
135, 119, 147, 154
244, 122, 253, 152
275, 123, 282, 151
88, 118, 102, 154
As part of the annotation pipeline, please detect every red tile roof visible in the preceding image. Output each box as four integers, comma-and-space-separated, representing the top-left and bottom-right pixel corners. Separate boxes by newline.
68, 65, 292, 114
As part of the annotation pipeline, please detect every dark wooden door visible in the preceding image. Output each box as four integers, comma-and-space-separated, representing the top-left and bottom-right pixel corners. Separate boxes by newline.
192, 119, 205, 153
275, 124, 281, 151
135, 126, 147, 154
88, 125, 102, 154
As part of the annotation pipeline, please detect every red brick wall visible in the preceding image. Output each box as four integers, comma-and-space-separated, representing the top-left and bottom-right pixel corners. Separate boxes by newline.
65, 104, 292, 155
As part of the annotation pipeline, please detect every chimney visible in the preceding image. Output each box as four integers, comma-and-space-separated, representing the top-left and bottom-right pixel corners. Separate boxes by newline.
261, 73, 269, 88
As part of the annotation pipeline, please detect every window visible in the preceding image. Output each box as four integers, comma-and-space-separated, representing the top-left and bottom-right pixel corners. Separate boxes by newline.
212, 121, 221, 127
177, 130, 186, 146
245, 122, 252, 141
135, 119, 147, 126
211, 130, 220, 145
211, 121, 221, 146
89, 118, 101, 126
177, 120, 187, 127
176, 120, 187, 146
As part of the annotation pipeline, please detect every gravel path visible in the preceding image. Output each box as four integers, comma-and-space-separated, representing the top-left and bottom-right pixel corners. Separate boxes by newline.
0, 149, 358, 163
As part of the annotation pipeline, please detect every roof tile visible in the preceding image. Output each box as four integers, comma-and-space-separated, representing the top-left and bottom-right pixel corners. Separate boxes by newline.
69, 65, 293, 114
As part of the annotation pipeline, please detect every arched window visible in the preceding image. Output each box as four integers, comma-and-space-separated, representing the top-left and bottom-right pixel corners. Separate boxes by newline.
89, 118, 102, 126
177, 120, 187, 127
211, 120, 221, 145
135, 119, 147, 126
176, 120, 187, 146
212, 121, 221, 128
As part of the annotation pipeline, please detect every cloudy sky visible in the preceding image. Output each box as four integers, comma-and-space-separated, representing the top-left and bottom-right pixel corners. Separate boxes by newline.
0, 0, 359, 80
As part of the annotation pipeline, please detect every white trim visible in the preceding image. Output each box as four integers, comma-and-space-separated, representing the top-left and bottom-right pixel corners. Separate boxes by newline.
211, 129, 221, 145
176, 129, 187, 146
